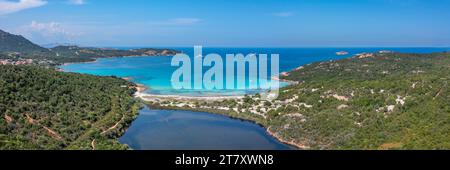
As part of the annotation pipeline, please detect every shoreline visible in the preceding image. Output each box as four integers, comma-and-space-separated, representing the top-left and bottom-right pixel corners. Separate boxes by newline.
61, 54, 175, 65
123, 71, 304, 150
60, 53, 305, 150
135, 91, 245, 101
266, 127, 309, 149
61, 59, 98, 66
146, 103, 303, 150
133, 85, 307, 150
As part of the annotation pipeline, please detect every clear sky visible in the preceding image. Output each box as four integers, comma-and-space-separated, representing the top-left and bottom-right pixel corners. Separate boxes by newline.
1, 0, 450, 47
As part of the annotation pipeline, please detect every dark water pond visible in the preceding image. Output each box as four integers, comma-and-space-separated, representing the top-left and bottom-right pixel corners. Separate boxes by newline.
119, 106, 293, 150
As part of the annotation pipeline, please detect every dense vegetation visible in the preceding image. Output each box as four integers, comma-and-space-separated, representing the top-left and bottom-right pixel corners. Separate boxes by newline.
0, 29, 183, 150
0, 65, 140, 150
149, 52, 450, 149
274, 52, 450, 149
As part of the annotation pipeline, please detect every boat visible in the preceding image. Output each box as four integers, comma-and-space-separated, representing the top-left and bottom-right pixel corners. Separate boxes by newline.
336, 51, 349, 55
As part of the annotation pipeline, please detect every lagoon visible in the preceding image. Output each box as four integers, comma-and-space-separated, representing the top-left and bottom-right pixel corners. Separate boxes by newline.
119, 106, 293, 150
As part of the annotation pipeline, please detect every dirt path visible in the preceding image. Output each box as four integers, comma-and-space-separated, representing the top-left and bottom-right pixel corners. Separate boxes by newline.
433, 82, 447, 100
4, 114, 13, 123
43, 126, 63, 141
91, 139, 96, 150
24, 113, 63, 141
100, 114, 125, 135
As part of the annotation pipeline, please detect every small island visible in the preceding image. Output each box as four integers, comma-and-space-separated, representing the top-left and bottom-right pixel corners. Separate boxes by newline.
336, 51, 349, 56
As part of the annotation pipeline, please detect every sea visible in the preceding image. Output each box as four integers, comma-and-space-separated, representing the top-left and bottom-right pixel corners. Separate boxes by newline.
61, 47, 449, 96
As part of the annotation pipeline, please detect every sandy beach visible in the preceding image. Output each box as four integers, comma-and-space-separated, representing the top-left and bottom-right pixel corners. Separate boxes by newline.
135, 91, 244, 102
131, 76, 290, 102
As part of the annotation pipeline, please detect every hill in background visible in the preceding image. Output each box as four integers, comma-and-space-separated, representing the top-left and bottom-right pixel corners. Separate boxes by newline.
0, 29, 180, 65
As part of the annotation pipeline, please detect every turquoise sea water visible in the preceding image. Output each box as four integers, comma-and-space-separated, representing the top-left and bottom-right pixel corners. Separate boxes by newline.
61, 47, 449, 96
62, 47, 449, 150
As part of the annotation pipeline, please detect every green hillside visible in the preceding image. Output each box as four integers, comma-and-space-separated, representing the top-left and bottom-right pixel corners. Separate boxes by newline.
0, 65, 140, 150
0, 30, 49, 54
275, 52, 450, 149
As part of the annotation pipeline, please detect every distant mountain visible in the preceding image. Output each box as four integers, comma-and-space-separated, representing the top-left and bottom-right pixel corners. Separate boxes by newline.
40, 43, 79, 48
0, 29, 50, 55
49, 45, 180, 59
0, 29, 180, 65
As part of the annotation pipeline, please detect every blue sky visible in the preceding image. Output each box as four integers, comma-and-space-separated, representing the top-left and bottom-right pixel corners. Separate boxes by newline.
0, 0, 449, 47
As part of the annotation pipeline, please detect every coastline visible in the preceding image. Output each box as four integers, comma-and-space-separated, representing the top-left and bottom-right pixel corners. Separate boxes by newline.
266, 127, 309, 149
145, 102, 303, 150
133, 84, 306, 150
61, 59, 98, 66
111, 64, 306, 149
60, 53, 305, 150
59, 53, 176, 67
135, 91, 245, 101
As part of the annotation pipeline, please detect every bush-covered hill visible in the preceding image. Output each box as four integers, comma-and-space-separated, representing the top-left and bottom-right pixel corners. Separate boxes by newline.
274, 52, 450, 149
0, 30, 49, 54
0, 65, 140, 150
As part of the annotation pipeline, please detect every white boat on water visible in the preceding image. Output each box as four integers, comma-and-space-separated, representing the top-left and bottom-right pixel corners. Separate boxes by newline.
336, 51, 349, 55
